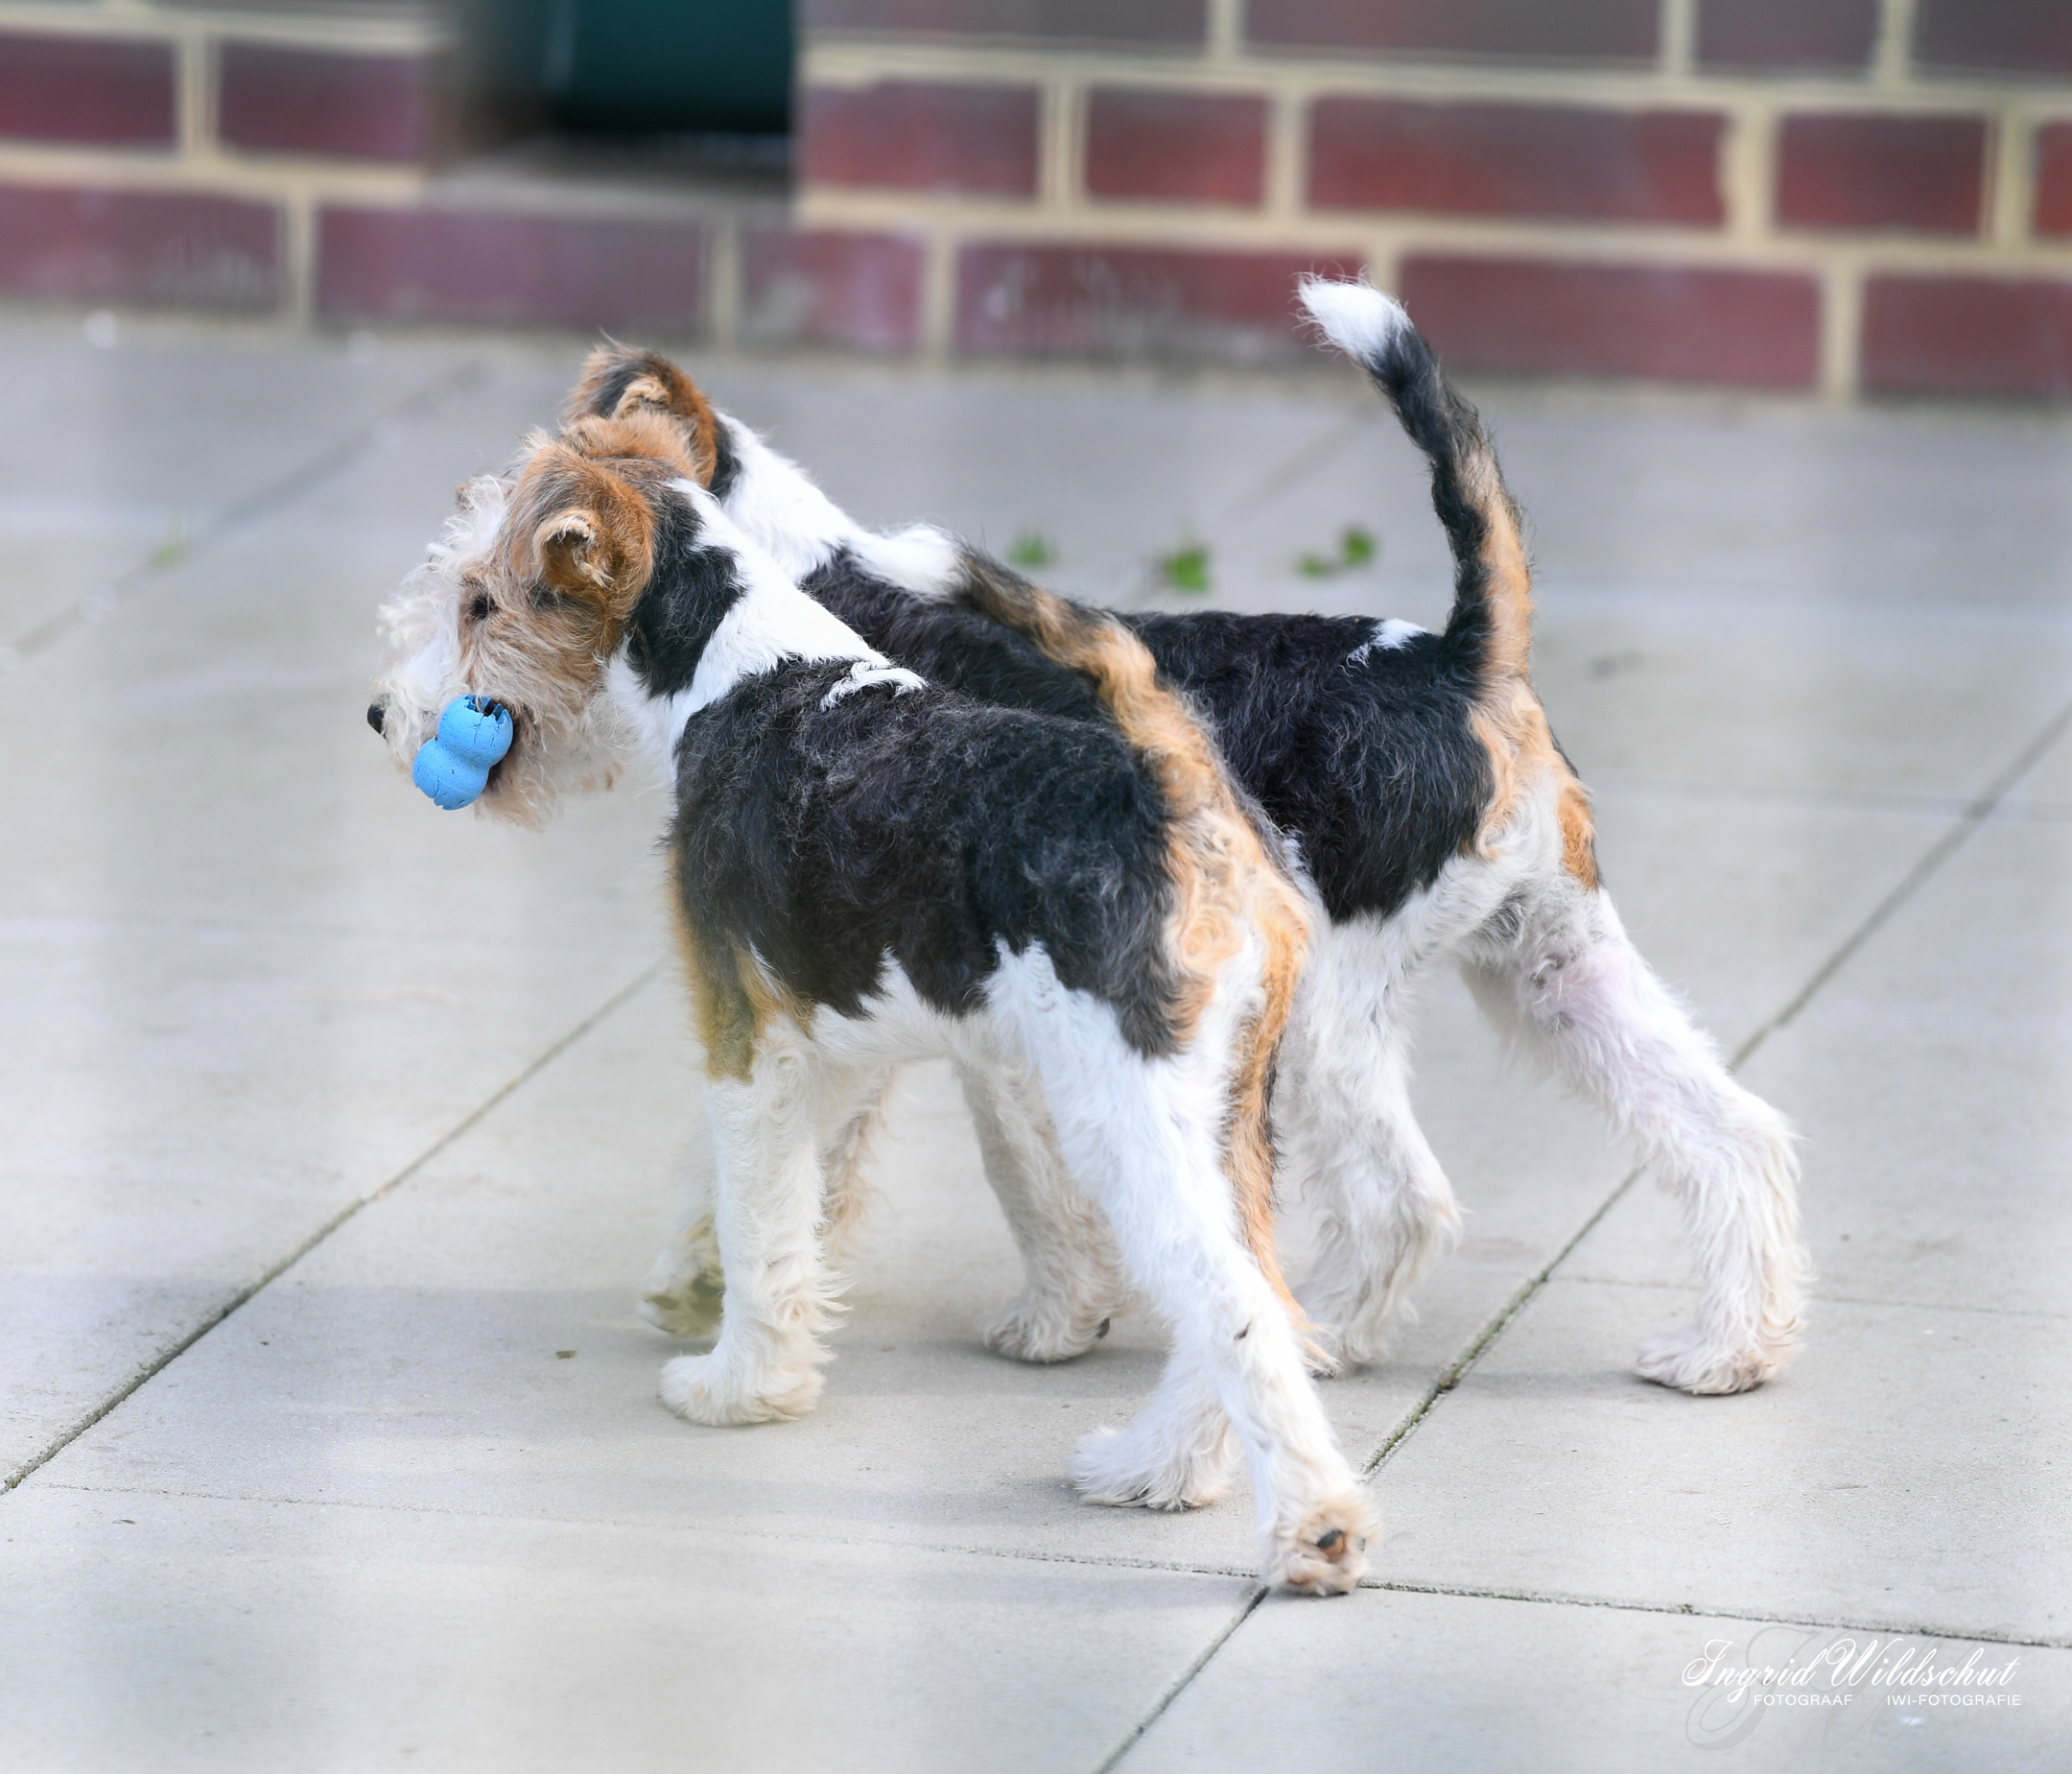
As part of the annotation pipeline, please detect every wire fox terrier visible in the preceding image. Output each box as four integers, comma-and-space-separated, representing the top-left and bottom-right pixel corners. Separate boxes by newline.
576, 279, 1812, 1400
368, 406, 1377, 1595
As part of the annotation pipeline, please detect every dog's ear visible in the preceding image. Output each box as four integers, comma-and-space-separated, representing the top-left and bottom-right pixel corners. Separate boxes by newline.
566, 347, 724, 489
512, 448, 654, 613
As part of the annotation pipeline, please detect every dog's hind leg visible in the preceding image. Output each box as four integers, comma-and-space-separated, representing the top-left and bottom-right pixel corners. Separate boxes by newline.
1463, 884, 1810, 1395
659, 1033, 845, 1425
1280, 931, 1460, 1371
957, 1053, 1131, 1363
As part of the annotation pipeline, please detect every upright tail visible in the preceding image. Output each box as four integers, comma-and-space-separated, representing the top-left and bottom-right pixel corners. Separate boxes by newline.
953, 554, 1314, 1324
1298, 278, 1533, 691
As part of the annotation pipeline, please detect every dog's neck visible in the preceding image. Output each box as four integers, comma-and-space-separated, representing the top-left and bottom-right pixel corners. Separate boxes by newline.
607, 482, 920, 784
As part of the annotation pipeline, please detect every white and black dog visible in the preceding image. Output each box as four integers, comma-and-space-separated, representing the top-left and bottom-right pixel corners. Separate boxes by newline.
572, 280, 1810, 1398
368, 406, 1378, 1594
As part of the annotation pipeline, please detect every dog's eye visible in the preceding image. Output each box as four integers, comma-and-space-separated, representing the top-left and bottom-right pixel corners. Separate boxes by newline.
466, 594, 493, 624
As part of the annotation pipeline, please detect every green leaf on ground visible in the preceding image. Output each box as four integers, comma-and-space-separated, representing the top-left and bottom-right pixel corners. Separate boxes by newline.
1007, 531, 1053, 568
1294, 524, 1379, 578
1160, 541, 1211, 594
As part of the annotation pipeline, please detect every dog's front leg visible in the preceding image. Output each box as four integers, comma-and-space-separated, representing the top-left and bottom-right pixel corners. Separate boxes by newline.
956, 1053, 1131, 1363
659, 1039, 839, 1425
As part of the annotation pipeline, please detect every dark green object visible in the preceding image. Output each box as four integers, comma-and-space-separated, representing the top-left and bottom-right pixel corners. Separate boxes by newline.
1007, 531, 1054, 569
1296, 524, 1379, 579
1161, 542, 1211, 594
482, 0, 792, 137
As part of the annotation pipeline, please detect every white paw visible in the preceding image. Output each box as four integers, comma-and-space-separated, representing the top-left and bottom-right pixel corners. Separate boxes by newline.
659, 1352, 822, 1426
977, 1290, 1120, 1364
1265, 1493, 1377, 1596
1070, 1420, 1237, 1511
1636, 1324, 1793, 1395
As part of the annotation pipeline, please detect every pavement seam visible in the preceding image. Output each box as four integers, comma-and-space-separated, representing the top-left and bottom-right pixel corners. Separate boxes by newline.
1359, 1581, 2072, 1652
0, 360, 488, 668
32, 1475, 2068, 1655
1093, 1586, 1268, 1774
0, 963, 660, 1497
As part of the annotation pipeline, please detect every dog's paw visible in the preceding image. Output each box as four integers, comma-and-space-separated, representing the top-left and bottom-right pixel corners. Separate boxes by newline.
638, 1270, 725, 1338
659, 1352, 821, 1426
977, 1289, 1118, 1364
1636, 1325, 1792, 1395
1267, 1493, 1377, 1597
1070, 1421, 1237, 1512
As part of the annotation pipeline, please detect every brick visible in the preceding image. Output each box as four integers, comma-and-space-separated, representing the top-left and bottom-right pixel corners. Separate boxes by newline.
0, 185, 278, 309
219, 44, 442, 163
1697, 0, 1877, 70
317, 208, 704, 331
0, 33, 174, 147
801, 0, 1204, 41
1398, 256, 1820, 388
1085, 89, 1265, 206
1776, 114, 1985, 235
1862, 275, 2072, 398
1915, 0, 2072, 77
799, 83, 1039, 196
1309, 100, 1724, 225
2036, 123, 2072, 235
956, 242, 1364, 362
1249, 0, 1656, 61
742, 228, 925, 351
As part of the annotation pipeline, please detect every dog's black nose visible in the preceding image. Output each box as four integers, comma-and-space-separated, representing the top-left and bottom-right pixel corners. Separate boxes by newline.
366, 700, 386, 735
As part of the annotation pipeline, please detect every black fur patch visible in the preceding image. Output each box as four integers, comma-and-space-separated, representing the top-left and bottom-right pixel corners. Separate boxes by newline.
577, 357, 653, 425
1126, 611, 1490, 924
707, 414, 741, 503
671, 658, 1184, 1055
623, 492, 743, 700
801, 551, 1490, 925
800, 554, 1106, 725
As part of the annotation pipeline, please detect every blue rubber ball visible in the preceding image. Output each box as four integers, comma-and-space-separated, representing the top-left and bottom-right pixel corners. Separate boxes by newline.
412, 697, 513, 810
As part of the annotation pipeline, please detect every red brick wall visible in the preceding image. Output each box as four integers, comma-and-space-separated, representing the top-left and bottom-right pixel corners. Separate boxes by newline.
793, 0, 2072, 396
6, 1, 2072, 399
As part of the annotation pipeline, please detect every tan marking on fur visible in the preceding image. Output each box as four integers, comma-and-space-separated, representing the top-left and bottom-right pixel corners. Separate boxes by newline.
666, 858, 818, 1083
568, 347, 724, 487
1558, 773, 1599, 891
955, 557, 1312, 1320
1453, 417, 1601, 888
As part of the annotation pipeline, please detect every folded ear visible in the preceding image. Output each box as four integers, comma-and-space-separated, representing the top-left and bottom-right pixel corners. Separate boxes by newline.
510, 448, 654, 612
536, 509, 608, 593
565, 347, 724, 488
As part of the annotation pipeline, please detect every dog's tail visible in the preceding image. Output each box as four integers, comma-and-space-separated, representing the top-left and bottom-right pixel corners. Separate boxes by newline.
952, 553, 1313, 1326
1299, 278, 1533, 691
1301, 277, 1597, 887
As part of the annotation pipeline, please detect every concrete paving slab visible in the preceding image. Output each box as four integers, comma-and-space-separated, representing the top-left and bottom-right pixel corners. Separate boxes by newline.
0, 1482, 1251, 1774
0, 319, 482, 650
1370, 1277, 2072, 1644
1121, 1586, 2069, 1774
